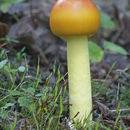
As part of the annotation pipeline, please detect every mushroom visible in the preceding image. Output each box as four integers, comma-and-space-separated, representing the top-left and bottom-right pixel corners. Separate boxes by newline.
50, 0, 100, 122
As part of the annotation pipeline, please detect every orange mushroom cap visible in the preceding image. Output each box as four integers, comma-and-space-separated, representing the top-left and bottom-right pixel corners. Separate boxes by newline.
50, 0, 100, 37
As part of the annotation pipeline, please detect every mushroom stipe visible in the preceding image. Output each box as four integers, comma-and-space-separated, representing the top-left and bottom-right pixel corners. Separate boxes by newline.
50, 0, 100, 122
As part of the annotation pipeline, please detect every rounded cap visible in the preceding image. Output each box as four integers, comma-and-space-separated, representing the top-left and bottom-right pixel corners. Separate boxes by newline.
50, 0, 100, 37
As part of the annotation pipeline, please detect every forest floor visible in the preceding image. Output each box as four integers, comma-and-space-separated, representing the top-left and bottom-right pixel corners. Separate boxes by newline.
0, 0, 130, 129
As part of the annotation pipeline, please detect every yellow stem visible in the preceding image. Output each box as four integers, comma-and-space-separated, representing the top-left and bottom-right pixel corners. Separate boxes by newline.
66, 35, 92, 122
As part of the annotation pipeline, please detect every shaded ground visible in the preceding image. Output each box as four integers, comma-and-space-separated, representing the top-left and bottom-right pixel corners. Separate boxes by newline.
0, 0, 130, 129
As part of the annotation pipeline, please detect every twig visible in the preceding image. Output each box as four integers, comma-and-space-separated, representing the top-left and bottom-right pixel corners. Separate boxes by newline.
92, 93, 100, 98
119, 116, 130, 120
101, 120, 119, 129
111, 108, 130, 113
93, 79, 106, 82
95, 101, 111, 114
0, 42, 8, 49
